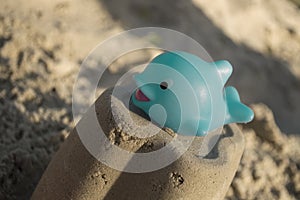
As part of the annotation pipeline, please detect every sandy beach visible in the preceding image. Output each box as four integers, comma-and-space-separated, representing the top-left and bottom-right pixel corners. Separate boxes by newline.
0, 0, 300, 199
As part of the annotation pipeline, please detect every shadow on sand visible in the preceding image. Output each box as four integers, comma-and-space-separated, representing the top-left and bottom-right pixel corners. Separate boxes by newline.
99, 0, 300, 134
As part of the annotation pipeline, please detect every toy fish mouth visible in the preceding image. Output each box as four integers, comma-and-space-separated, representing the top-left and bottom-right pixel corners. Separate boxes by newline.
135, 89, 150, 102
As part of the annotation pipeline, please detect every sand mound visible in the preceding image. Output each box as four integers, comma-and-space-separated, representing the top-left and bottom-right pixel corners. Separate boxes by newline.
32, 89, 245, 200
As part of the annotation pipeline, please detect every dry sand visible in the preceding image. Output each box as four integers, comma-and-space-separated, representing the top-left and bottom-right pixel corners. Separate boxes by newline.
0, 0, 300, 199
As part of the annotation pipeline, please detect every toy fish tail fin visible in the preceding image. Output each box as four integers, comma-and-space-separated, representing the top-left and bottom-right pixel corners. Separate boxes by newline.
224, 86, 254, 124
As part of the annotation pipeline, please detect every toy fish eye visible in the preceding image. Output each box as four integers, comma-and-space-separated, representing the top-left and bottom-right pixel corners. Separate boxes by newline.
160, 81, 168, 90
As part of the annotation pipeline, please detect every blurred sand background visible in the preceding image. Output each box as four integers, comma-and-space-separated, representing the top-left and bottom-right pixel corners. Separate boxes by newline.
0, 0, 300, 199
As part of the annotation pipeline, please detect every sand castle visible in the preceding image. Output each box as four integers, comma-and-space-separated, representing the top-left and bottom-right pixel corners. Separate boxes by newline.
32, 89, 245, 200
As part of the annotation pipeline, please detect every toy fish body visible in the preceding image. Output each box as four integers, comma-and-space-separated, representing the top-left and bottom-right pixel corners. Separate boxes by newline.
131, 51, 254, 136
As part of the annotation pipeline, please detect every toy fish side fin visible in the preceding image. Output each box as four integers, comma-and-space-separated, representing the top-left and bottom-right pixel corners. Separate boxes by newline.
214, 60, 233, 85
224, 86, 254, 124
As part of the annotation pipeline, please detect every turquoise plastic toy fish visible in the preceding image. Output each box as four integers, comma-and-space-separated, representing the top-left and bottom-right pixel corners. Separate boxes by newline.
131, 51, 254, 136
